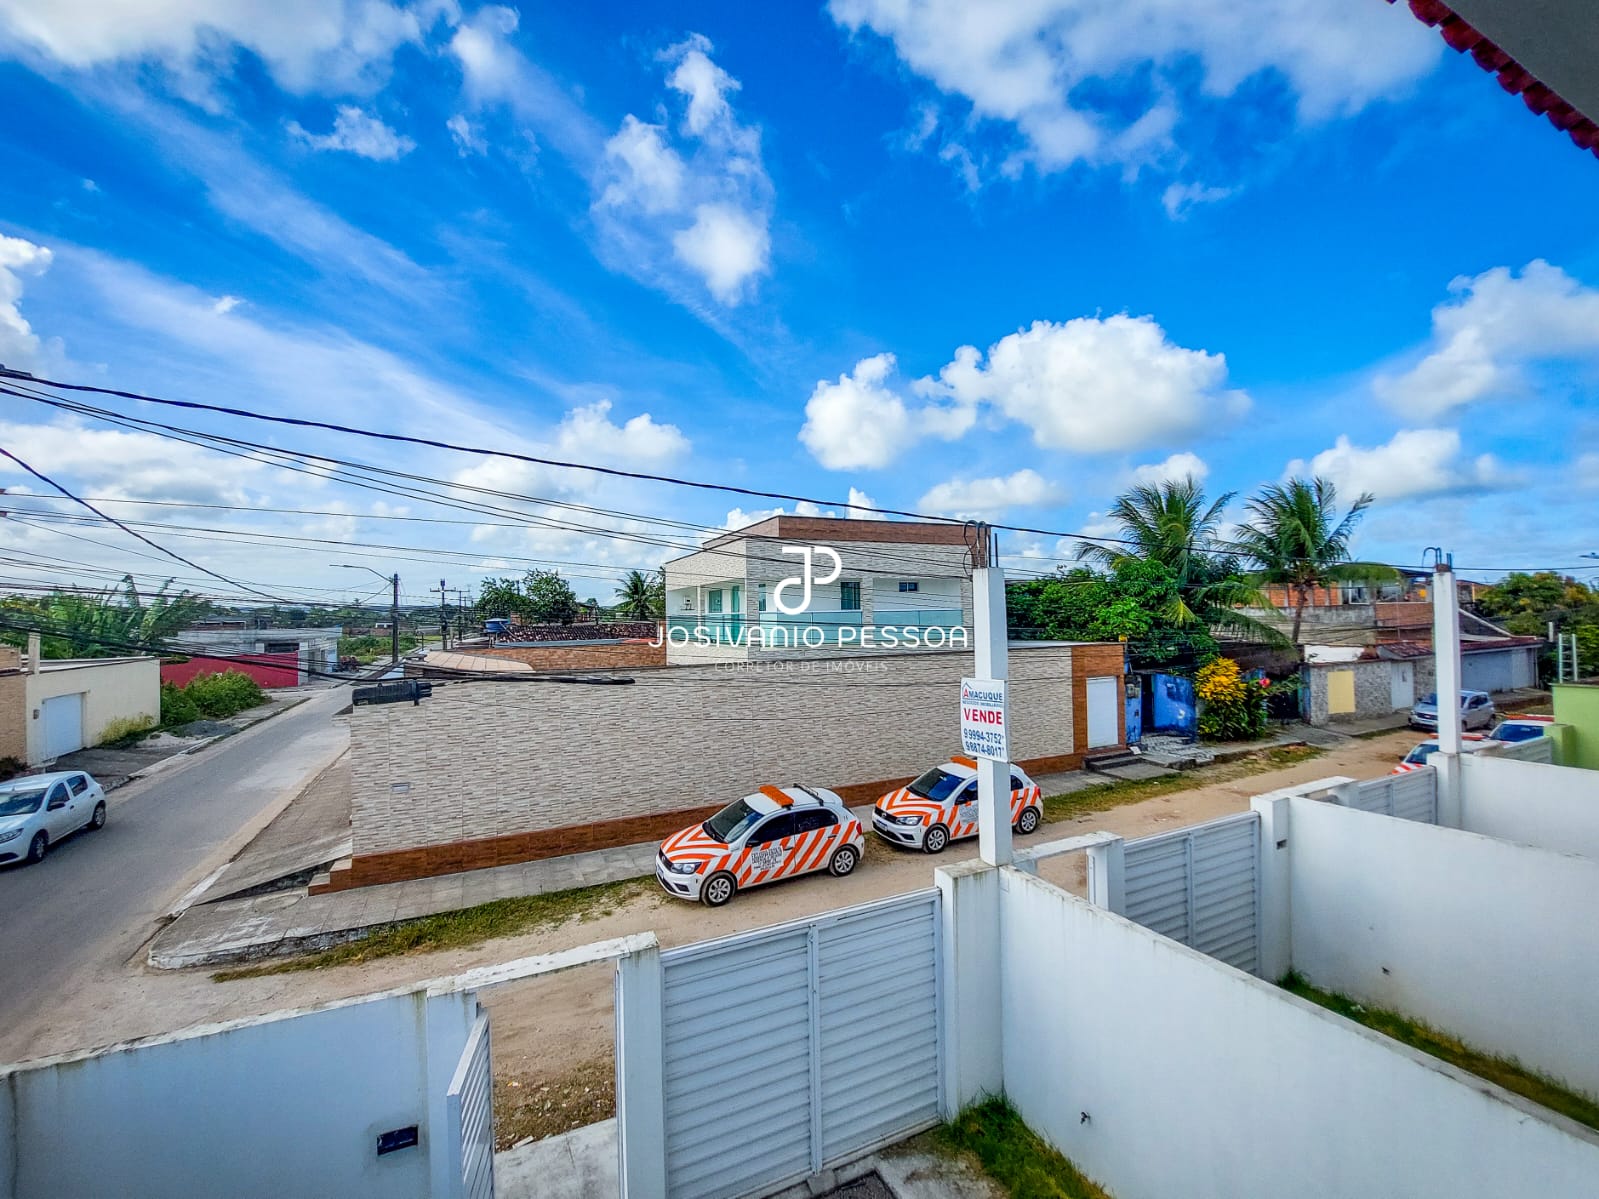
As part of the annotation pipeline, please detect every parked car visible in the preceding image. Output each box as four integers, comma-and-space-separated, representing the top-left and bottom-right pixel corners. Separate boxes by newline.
1409, 690, 1496, 732
1393, 735, 1490, 774
872, 755, 1043, 853
0, 771, 107, 866
1488, 716, 1552, 744
656, 784, 864, 907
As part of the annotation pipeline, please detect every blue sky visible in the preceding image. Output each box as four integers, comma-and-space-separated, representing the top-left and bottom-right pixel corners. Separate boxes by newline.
0, 0, 1597, 605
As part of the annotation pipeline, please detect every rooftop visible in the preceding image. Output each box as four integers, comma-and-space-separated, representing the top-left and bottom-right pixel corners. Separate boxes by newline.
695, 515, 972, 554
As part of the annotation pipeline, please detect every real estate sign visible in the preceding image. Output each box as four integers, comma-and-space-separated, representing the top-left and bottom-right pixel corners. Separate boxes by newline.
960, 677, 1008, 761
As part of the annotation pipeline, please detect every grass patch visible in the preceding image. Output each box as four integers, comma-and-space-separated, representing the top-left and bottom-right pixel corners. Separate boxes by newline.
1041, 744, 1324, 824
494, 1054, 614, 1150
1283, 973, 1599, 1132
934, 1096, 1113, 1199
212, 877, 649, 981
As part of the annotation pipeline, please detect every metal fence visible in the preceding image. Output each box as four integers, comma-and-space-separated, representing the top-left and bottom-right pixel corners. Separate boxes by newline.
1351, 767, 1438, 823
446, 1008, 495, 1199
643, 891, 942, 1199
1123, 811, 1261, 975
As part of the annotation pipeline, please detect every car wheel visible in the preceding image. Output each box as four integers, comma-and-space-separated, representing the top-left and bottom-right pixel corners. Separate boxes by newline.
1017, 806, 1041, 835
88, 802, 107, 831
701, 872, 737, 908
923, 824, 949, 855
25, 832, 47, 865
828, 845, 859, 877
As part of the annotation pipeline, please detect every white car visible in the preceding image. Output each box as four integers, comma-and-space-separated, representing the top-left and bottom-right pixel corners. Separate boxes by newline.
0, 771, 107, 866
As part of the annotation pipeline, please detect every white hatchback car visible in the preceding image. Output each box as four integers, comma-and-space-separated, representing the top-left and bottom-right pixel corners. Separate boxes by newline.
0, 771, 107, 866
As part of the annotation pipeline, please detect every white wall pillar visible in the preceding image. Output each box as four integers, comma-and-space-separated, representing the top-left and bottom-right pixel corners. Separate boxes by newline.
973, 563, 1013, 867
1433, 564, 1463, 757
1085, 838, 1126, 913
935, 860, 1003, 1118
615, 945, 666, 1199
1251, 794, 1292, 983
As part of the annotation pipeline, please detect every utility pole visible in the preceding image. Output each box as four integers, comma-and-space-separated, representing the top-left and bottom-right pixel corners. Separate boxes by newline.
389, 573, 400, 668
433, 579, 449, 651
971, 524, 1012, 867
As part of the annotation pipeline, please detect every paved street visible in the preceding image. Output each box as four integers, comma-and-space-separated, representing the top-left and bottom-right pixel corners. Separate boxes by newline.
0, 686, 350, 1058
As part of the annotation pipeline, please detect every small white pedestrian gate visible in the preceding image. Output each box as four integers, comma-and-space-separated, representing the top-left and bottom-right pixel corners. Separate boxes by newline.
624, 890, 942, 1199
41, 693, 85, 760
1123, 812, 1261, 975
446, 1008, 495, 1199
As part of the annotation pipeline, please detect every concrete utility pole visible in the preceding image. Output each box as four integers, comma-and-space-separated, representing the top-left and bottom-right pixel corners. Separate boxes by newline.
972, 525, 1013, 867
436, 579, 449, 651
333, 564, 400, 668
1433, 559, 1463, 757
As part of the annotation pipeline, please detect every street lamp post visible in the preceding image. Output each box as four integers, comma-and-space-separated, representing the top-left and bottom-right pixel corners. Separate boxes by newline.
333, 565, 401, 668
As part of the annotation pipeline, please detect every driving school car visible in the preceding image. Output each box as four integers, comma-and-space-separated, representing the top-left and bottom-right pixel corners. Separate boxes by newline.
872, 756, 1043, 853
656, 784, 865, 907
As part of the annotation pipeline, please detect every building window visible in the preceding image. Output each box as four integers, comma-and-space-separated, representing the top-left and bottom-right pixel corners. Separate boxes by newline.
898, 581, 919, 593
708, 589, 723, 614
840, 581, 861, 611
757, 583, 767, 612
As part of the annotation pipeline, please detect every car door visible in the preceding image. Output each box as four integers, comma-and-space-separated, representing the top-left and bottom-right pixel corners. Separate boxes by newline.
63, 775, 92, 831
741, 813, 800, 885
43, 783, 76, 838
789, 808, 840, 877
950, 782, 980, 839
1467, 695, 1490, 729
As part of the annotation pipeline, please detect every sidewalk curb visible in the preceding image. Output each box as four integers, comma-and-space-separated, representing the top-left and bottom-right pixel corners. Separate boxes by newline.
111, 693, 326, 795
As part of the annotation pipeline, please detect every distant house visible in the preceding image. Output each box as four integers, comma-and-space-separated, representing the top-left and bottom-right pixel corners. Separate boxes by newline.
662, 516, 973, 664
0, 641, 159, 766
169, 626, 342, 685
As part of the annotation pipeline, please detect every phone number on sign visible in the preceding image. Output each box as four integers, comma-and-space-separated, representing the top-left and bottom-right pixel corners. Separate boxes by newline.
962, 728, 1006, 756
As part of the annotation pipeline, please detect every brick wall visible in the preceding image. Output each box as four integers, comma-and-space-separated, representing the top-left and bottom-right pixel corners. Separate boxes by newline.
336, 642, 1117, 887
469, 641, 667, 671
0, 669, 25, 763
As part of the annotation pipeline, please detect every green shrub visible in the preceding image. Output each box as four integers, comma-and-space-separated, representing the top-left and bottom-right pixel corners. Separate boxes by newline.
160, 681, 200, 727
184, 671, 267, 719
97, 714, 156, 746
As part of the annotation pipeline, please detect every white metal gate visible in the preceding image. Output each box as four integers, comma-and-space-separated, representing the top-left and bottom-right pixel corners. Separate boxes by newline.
1086, 676, 1119, 747
1352, 768, 1437, 823
446, 1008, 495, 1199
41, 694, 84, 760
654, 891, 941, 1199
1123, 812, 1260, 975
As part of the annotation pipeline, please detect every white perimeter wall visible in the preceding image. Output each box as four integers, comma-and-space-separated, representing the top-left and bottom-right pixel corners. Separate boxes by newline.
0, 987, 476, 1199
997, 868, 1599, 1199
1287, 795, 1599, 1100
1456, 753, 1599, 861
24, 658, 159, 764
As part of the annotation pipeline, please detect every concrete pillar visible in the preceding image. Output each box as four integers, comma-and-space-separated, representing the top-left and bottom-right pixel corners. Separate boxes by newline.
1433, 564, 1463, 757
615, 945, 666, 1199
27, 632, 40, 674
973, 564, 1012, 867
1085, 837, 1126, 914
935, 860, 1003, 1118
1251, 795, 1292, 983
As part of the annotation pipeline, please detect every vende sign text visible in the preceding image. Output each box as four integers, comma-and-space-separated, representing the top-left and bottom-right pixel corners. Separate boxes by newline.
960, 676, 1009, 762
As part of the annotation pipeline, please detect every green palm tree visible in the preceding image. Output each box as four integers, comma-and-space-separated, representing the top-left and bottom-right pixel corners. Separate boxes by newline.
615, 569, 664, 620
0, 576, 214, 658
1077, 476, 1280, 642
1229, 477, 1396, 648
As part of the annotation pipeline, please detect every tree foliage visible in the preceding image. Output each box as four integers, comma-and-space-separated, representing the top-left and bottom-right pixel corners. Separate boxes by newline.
0, 577, 215, 658
1477, 572, 1599, 678
1008, 559, 1221, 669
522, 569, 580, 625
615, 569, 665, 620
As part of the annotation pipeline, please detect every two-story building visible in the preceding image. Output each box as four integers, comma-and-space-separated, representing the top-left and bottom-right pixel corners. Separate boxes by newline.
663, 516, 973, 664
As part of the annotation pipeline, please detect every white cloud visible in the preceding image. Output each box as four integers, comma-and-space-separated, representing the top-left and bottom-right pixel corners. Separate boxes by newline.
0, 234, 54, 367
553, 400, 689, 464
845, 487, 877, 519
1577, 453, 1599, 490
0, 0, 430, 95
671, 204, 770, 305
1129, 451, 1209, 488
445, 113, 485, 156
289, 105, 414, 160
591, 34, 772, 306
829, 0, 1438, 178
1285, 429, 1517, 503
936, 315, 1246, 453
1375, 261, 1599, 417
211, 294, 242, 315
723, 500, 827, 531
1161, 181, 1232, 219
0, 417, 264, 504
918, 469, 1063, 518
800, 353, 975, 471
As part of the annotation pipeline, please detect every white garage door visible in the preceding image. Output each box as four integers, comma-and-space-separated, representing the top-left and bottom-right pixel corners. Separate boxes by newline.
1086, 676, 1119, 748
41, 694, 85, 760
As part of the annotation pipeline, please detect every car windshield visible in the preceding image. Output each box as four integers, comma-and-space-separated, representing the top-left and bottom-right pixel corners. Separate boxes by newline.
907, 768, 965, 802
0, 787, 47, 817
1416, 694, 1437, 707
1403, 745, 1437, 766
703, 798, 763, 844
1491, 724, 1541, 742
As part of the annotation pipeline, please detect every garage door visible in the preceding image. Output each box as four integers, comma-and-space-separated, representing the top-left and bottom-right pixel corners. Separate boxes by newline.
41, 694, 85, 760
1462, 651, 1513, 695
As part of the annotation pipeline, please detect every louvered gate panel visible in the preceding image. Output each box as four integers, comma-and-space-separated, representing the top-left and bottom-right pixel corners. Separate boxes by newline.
1352, 776, 1394, 814
1124, 812, 1260, 975
446, 1009, 495, 1199
1123, 836, 1191, 943
662, 928, 814, 1199
1190, 816, 1259, 974
1498, 738, 1553, 764
1389, 768, 1437, 823
653, 892, 941, 1199
817, 895, 941, 1163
